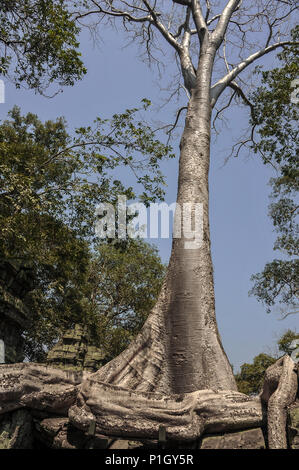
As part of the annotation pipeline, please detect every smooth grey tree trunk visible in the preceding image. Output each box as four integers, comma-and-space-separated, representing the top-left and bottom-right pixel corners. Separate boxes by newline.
94, 44, 237, 394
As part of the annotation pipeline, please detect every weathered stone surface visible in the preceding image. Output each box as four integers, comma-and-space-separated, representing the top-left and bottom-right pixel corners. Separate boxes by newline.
0, 409, 33, 449
47, 325, 106, 372
288, 402, 299, 449
47, 324, 87, 370
200, 428, 265, 449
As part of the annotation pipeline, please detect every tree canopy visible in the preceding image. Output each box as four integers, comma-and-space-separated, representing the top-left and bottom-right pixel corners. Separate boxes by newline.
277, 329, 299, 357
1, 102, 173, 255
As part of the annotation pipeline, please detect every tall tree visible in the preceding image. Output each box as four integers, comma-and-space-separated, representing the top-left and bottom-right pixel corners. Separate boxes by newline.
69, 1, 298, 394
249, 28, 299, 318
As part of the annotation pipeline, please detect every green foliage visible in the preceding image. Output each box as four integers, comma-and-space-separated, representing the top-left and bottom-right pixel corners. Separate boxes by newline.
87, 239, 166, 362
0, 0, 86, 92
277, 329, 299, 356
0, 105, 171, 360
249, 27, 299, 316
235, 353, 276, 395
235, 329, 298, 395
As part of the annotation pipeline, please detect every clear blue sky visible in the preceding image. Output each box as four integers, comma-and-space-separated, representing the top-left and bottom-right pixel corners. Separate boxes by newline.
1, 27, 297, 371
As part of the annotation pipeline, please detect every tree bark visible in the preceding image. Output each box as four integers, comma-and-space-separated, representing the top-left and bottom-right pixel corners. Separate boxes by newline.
94, 45, 236, 394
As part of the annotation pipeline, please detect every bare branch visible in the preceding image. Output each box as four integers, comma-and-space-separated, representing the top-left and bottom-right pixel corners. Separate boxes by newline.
212, 90, 236, 132
181, 7, 192, 49
279, 310, 299, 320
205, 0, 210, 23
83, 1, 152, 23
207, 14, 222, 26
71, 1, 298, 116
177, 6, 197, 93
223, 34, 230, 72
189, 14, 221, 35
